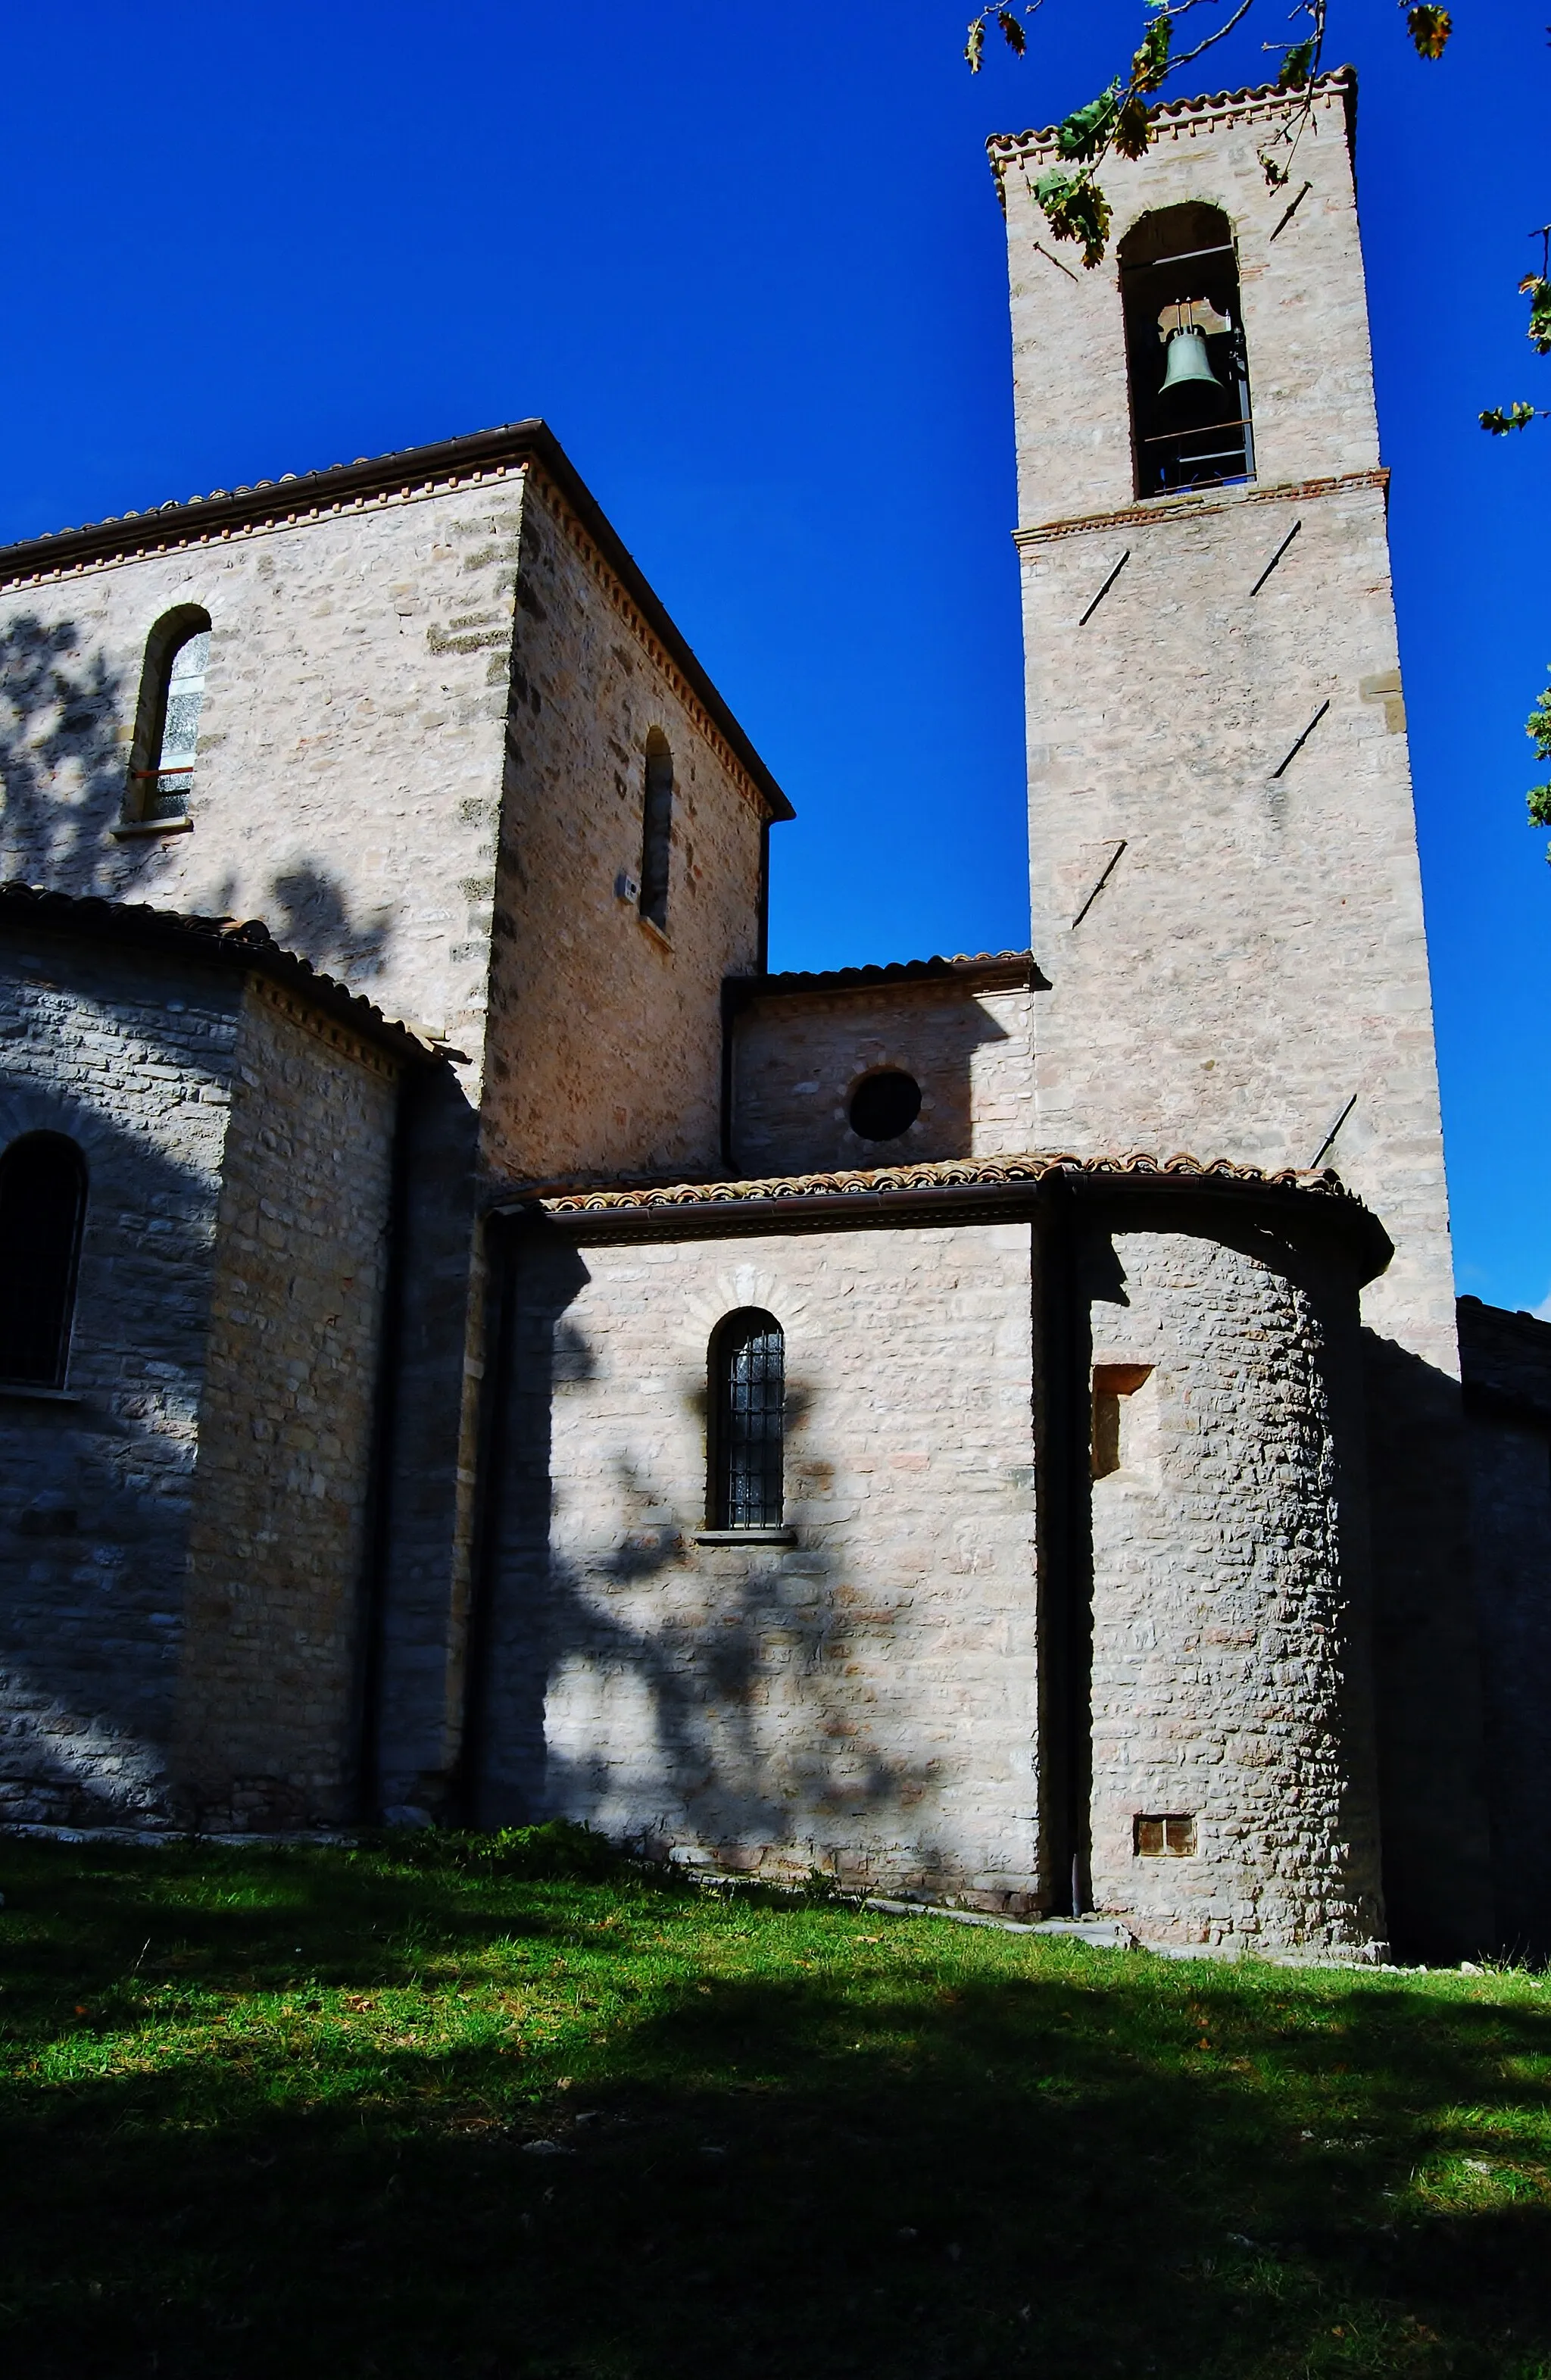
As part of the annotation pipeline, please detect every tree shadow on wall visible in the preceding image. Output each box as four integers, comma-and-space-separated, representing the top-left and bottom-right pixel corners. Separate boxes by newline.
0, 614, 128, 889
0, 614, 397, 991
261, 866, 393, 984
472, 1228, 960, 1882
0, 1010, 257, 1829
196, 863, 394, 987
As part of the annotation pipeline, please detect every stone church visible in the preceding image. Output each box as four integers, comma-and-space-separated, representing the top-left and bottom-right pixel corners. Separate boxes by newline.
0, 70, 1546, 1962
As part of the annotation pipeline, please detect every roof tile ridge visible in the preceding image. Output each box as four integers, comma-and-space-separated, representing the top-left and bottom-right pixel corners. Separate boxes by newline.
988, 65, 1353, 161
520, 1148, 1356, 1213
0, 421, 546, 560
0, 879, 435, 1062
758, 945, 1033, 982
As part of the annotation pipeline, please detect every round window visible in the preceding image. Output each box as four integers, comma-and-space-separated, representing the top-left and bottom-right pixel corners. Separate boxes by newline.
848, 1070, 922, 1142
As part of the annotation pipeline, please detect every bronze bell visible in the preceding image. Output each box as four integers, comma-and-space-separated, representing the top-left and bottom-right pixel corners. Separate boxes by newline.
1159, 323, 1222, 395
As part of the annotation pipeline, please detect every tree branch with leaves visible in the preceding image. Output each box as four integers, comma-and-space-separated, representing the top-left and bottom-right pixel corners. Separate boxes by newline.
964, 2, 1453, 267
1480, 227, 1551, 435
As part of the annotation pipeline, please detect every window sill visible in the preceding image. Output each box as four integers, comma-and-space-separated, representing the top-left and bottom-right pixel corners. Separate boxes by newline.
694, 1526, 796, 1547
0, 1382, 83, 1405
112, 817, 192, 840
638, 914, 673, 952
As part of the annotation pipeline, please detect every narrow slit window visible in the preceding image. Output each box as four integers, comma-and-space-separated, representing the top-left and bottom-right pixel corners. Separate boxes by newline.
640, 728, 673, 932
1119, 204, 1254, 499
710, 1308, 785, 1529
125, 607, 212, 821
0, 1134, 87, 1388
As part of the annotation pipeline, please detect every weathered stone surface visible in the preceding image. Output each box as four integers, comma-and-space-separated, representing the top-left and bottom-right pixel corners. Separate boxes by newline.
0, 451, 785, 1819
481, 1222, 1044, 1901
1088, 1229, 1384, 1954
483, 479, 769, 1186
732, 982, 1036, 1176
0, 478, 521, 1072
0, 920, 404, 1828
1457, 1298, 1551, 1958
995, 73, 1490, 1955
176, 976, 400, 1827
0, 930, 231, 1823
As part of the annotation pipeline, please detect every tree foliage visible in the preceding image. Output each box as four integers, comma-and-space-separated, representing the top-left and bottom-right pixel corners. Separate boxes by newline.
1527, 682, 1551, 854
964, 2, 1452, 267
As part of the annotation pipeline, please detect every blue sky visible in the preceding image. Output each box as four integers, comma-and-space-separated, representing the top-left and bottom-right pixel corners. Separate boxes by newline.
1, 2, 1546, 1307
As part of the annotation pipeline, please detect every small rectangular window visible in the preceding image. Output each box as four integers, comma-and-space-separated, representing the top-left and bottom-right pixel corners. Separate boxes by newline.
1134, 1814, 1196, 1858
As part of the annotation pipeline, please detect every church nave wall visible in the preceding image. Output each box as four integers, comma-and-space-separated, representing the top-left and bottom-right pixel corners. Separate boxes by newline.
479, 1220, 1041, 1901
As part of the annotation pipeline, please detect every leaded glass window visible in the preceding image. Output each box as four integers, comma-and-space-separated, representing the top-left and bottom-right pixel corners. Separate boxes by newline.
711, 1309, 785, 1529
151, 627, 210, 817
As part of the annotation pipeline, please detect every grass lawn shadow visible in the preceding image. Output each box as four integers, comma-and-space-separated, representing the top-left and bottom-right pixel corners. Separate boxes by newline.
1, 1837, 1548, 2378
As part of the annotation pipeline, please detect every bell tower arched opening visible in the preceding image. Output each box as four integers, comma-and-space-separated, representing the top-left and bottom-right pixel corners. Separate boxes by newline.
1119, 203, 1254, 498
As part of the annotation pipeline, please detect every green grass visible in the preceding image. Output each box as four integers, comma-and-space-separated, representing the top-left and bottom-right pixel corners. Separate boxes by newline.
1, 1831, 1548, 2378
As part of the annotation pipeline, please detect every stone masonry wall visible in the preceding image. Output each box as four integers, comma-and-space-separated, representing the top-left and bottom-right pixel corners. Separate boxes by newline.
0, 463, 529, 1834
1018, 473, 1451, 1371
480, 477, 768, 1185
0, 470, 530, 1088
1088, 1229, 1384, 1954
1000, 81, 1453, 1370
175, 976, 400, 1827
481, 1221, 1041, 1901
997, 80, 1378, 527
0, 929, 238, 1824
1457, 1298, 1551, 1955
731, 985, 1036, 1177
0, 453, 781, 1821
999, 80, 1489, 1953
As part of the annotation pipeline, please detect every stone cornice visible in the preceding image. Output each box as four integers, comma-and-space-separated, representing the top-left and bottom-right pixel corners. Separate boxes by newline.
247, 972, 404, 1082
988, 67, 1356, 192
0, 421, 792, 828
1013, 467, 1388, 551
520, 475, 793, 826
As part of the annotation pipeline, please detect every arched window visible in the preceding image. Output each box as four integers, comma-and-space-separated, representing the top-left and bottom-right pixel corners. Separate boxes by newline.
640, 729, 674, 932
0, 1134, 86, 1388
1119, 204, 1253, 498
710, 1308, 785, 1529
124, 606, 212, 821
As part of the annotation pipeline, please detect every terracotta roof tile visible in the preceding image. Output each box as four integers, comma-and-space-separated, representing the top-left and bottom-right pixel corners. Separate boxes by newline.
527, 1149, 1360, 1215
731, 951, 1043, 1000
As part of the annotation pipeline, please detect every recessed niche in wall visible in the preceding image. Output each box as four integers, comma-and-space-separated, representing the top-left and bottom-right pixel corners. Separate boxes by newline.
1091, 1362, 1155, 1479
848, 1070, 922, 1142
1134, 1814, 1197, 1858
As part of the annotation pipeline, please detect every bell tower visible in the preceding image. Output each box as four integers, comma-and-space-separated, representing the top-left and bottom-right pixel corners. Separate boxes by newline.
991, 70, 1493, 1954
